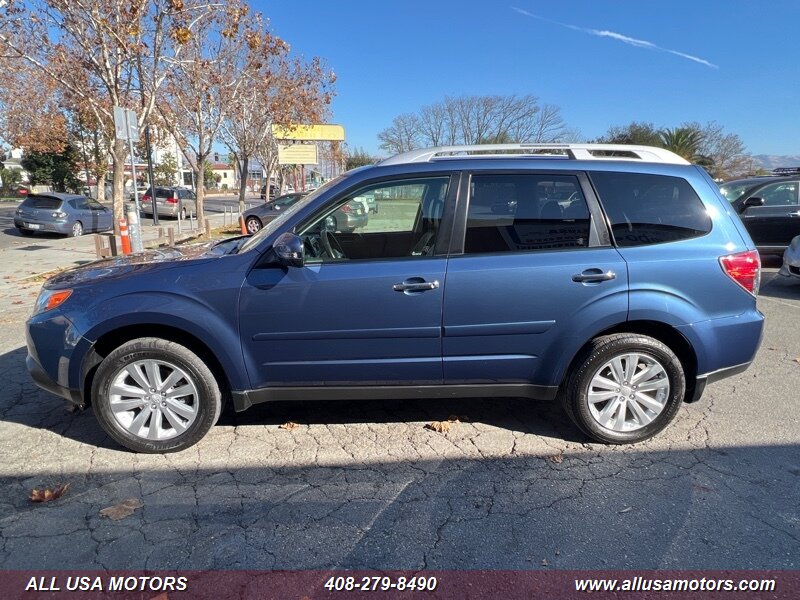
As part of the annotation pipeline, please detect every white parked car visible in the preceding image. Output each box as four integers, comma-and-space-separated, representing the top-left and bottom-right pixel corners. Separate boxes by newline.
779, 235, 800, 279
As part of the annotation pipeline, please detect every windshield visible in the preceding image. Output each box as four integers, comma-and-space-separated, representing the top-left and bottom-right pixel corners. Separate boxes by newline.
237, 176, 346, 253
719, 182, 754, 203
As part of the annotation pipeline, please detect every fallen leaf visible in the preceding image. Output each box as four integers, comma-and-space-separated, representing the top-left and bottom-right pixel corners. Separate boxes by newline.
30, 483, 69, 503
618, 506, 633, 514
541, 558, 549, 566
426, 420, 453, 433
12, 300, 23, 305
547, 454, 564, 464
793, 358, 800, 364
279, 421, 298, 430
100, 498, 143, 520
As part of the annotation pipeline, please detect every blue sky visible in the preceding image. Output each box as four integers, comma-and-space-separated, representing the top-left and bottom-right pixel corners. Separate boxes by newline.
256, 0, 800, 157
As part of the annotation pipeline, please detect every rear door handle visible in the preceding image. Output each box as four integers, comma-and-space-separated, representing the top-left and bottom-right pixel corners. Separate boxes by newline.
572, 269, 616, 283
393, 279, 440, 292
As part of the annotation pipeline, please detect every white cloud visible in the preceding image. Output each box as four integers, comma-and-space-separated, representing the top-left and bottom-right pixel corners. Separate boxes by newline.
511, 7, 718, 69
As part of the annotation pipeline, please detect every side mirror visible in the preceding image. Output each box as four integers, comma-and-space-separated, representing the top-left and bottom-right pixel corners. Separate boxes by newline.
743, 196, 765, 208
273, 232, 304, 268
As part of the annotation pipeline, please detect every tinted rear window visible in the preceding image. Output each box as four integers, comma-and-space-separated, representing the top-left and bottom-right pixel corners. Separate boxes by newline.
22, 196, 62, 210
590, 172, 711, 247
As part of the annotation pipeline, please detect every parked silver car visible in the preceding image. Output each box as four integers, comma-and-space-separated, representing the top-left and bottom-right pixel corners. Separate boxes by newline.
141, 186, 197, 219
779, 234, 800, 279
14, 193, 112, 237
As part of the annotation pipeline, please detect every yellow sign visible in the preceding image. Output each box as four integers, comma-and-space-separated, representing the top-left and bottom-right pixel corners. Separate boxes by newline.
272, 124, 345, 141
278, 144, 318, 165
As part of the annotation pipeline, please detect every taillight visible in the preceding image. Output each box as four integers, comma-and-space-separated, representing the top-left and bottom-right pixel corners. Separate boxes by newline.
340, 204, 352, 213
165, 195, 178, 204
142, 194, 151, 203
720, 250, 760, 295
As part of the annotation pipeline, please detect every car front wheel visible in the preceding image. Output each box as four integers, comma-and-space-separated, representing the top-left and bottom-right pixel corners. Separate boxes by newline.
92, 338, 222, 453
562, 333, 685, 444
245, 216, 262, 233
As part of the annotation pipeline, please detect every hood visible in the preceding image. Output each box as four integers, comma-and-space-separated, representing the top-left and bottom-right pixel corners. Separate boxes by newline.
44, 239, 236, 289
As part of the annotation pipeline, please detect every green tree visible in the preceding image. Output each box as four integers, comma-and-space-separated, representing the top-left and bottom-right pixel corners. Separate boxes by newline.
0, 166, 21, 191
21, 144, 81, 191
203, 162, 215, 189
599, 122, 662, 146
659, 126, 704, 162
153, 152, 178, 186
345, 146, 375, 170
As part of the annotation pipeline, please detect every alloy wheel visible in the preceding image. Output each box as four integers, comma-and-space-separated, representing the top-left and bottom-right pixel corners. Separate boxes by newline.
108, 359, 199, 441
586, 353, 670, 432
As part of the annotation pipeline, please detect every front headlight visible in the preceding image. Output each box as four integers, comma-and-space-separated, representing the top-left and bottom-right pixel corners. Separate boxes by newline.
33, 289, 73, 316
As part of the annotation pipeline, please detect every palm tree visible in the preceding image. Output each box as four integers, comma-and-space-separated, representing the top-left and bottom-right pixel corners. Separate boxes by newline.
659, 127, 704, 162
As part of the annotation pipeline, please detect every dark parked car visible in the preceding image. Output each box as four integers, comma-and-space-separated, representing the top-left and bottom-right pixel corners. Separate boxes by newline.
26, 143, 764, 453
14, 193, 112, 237
243, 192, 307, 233
243, 192, 368, 234
719, 176, 800, 255
140, 186, 197, 219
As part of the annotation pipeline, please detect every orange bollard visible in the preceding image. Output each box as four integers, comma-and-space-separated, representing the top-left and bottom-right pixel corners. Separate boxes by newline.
119, 217, 132, 255
239, 215, 247, 235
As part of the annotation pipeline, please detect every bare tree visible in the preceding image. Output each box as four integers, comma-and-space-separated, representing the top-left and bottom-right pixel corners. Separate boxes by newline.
220, 19, 336, 214
0, 0, 221, 228
685, 121, 750, 179
377, 113, 421, 154
157, 0, 254, 228
378, 94, 570, 153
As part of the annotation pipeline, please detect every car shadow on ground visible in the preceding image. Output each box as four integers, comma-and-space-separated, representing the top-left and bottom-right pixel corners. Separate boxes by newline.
0, 346, 586, 453
2, 226, 65, 241
760, 268, 800, 301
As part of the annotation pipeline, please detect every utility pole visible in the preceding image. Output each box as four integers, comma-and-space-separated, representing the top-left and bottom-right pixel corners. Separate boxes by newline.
136, 52, 159, 225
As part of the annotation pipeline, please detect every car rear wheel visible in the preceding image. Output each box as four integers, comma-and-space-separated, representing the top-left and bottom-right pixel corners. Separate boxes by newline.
562, 333, 685, 444
70, 221, 83, 237
92, 337, 222, 453
245, 216, 262, 233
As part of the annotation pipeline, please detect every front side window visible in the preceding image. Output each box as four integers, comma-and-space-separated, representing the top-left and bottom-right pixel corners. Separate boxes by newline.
754, 181, 799, 207
300, 177, 449, 262
590, 172, 712, 247
464, 174, 591, 254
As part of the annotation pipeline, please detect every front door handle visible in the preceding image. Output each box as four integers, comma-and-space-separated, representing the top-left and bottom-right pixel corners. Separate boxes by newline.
393, 279, 440, 292
572, 269, 616, 283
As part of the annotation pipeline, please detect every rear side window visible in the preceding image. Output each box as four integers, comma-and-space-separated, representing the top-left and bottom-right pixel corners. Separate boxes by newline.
464, 174, 591, 254
22, 196, 62, 210
590, 172, 711, 247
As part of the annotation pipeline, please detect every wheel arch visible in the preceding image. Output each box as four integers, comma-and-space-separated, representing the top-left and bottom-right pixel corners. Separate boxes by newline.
559, 320, 699, 402
81, 323, 234, 406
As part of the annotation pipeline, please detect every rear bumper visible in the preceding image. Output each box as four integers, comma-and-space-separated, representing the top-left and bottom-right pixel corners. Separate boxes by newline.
688, 361, 753, 403
14, 218, 72, 234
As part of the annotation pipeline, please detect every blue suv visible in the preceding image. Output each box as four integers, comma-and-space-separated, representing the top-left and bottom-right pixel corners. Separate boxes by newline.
26, 144, 765, 453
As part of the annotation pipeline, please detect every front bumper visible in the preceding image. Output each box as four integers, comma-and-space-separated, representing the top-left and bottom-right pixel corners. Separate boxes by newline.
779, 242, 800, 277
26, 310, 91, 406
26, 354, 82, 405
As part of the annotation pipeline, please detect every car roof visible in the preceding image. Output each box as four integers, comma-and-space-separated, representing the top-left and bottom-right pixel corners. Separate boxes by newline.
380, 143, 690, 167
721, 176, 797, 187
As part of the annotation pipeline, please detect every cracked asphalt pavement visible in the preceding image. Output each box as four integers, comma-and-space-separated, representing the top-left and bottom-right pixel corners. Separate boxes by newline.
0, 270, 797, 571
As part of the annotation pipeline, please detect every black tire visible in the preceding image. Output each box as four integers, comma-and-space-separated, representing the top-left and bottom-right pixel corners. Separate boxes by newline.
18, 228, 34, 236
245, 216, 262, 233
92, 337, 222, 453
562, 333, 685, 444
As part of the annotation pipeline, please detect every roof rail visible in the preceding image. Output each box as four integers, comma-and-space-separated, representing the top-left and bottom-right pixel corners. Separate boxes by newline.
379, 144, 690, 166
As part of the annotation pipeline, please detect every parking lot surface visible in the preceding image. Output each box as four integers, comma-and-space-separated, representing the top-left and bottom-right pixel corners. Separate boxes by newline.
0, 271, 797, 570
